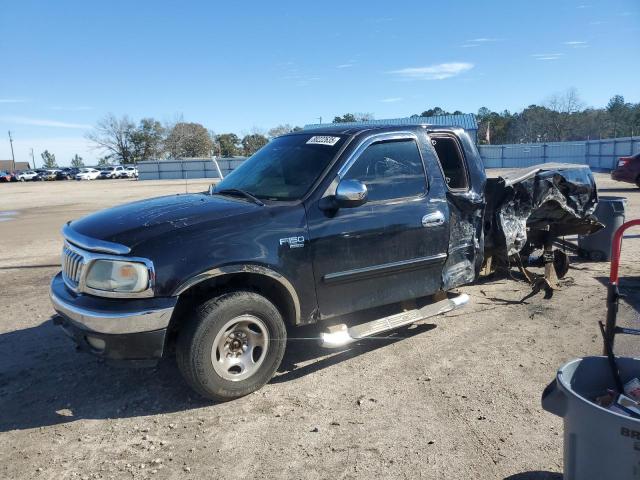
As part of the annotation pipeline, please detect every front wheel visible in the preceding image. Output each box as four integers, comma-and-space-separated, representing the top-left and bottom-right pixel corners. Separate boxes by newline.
176, 291, 286, 401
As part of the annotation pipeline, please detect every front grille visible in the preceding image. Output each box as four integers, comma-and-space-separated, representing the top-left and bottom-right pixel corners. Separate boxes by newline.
61, 244, 85, 288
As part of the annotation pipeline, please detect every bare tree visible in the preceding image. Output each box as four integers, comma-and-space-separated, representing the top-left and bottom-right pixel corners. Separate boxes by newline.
241, 134, 268, 156
547, 87, 584, 115
268, 124, 294, 138
86, 114, 135, 164
545, 88, 585, 141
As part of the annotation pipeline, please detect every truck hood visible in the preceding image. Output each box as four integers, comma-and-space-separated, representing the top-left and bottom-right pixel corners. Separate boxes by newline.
68, 193, 260, 249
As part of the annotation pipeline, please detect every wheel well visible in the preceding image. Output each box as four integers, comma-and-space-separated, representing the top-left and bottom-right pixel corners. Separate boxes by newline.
166, 272, 298, 351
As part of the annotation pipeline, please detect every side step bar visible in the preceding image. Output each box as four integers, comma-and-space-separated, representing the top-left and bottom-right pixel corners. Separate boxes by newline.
319, 293, 470, 348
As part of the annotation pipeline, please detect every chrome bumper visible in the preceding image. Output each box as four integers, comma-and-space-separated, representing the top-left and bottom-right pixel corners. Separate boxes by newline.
50, 273, 175, 335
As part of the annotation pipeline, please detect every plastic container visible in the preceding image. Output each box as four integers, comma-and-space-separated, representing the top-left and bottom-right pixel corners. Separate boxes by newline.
542, 356, 640, 480
578, 196, 626, 261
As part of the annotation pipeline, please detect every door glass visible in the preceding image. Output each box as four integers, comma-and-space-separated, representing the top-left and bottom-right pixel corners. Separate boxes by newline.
431, 136, 469, 190
343, 139, 427, 202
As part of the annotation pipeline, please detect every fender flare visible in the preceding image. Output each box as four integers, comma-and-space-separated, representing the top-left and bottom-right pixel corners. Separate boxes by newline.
172, 264, 301, 324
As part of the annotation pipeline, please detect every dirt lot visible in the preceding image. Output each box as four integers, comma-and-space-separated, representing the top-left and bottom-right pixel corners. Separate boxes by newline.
0, 175, 638, 480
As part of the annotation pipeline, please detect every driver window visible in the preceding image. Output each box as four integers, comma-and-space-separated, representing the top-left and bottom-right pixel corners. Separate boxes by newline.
343, 139, 427, 202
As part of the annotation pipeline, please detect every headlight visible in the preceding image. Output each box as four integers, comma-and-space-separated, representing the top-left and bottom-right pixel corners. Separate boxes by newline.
85, 260, 150, 293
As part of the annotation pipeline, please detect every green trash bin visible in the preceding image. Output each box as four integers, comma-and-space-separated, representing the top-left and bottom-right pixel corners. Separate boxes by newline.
578, 196, 626, 261
542, 356, 640, 480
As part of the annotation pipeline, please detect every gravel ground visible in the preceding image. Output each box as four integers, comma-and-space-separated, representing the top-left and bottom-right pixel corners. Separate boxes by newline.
0, 174, 638, 480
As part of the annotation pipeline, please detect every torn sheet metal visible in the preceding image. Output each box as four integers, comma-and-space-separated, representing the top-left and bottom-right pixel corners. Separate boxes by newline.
484, 163, 603, 259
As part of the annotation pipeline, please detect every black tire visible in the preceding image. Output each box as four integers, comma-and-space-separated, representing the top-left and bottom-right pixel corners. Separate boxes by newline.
636, 175, 640, 188
176, 291, 286, 401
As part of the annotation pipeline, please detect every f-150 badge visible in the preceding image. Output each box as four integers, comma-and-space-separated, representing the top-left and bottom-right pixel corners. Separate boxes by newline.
280, 236, 305, 248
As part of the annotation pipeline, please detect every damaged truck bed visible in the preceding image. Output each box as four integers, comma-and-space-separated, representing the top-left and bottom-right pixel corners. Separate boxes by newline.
483, 163, 602, 287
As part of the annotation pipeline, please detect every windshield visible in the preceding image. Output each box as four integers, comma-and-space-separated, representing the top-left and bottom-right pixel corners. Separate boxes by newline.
214, 134, 345, 200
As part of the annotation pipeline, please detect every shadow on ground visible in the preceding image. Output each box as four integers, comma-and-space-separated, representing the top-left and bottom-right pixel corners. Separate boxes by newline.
595, 275, 640, 314
0, 315, 435, 432
504, 472, 562, 480
598, 187, 638, 193
275, 322, 436, 383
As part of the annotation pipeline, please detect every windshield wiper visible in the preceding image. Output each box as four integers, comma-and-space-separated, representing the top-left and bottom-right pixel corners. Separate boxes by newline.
214, 188, 265, 206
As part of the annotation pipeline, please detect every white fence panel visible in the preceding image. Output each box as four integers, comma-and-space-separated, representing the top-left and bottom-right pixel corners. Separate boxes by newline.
478, 137, 639, 171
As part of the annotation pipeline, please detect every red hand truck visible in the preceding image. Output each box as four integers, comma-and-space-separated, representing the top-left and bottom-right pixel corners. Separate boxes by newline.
603, 219, 640, 353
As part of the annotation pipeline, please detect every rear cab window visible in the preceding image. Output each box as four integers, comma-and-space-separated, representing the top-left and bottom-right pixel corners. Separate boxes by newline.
430, 134, 469, 191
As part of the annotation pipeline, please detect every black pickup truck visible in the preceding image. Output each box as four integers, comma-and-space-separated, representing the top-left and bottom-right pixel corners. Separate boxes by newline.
50, 124, 599, 401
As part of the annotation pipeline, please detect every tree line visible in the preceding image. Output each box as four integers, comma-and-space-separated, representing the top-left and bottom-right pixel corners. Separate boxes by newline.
82, 115, 303, 165
332, 91, 640, 145
474, 93, 640, 144
39, 89, 636, 168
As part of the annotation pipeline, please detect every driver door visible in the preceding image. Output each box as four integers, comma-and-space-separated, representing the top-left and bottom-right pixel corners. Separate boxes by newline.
306, 133, 450, 319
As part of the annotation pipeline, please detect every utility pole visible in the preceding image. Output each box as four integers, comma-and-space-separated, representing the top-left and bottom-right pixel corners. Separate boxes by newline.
318, 116, 322, 124
31, 148, 36, 169
8, 131, 16, 171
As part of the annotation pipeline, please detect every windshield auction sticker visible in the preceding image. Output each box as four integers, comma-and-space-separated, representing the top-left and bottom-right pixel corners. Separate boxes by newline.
306, 136, 341, 146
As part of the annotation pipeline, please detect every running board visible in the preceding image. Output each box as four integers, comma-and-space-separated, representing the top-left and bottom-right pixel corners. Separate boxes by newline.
319, 293, 470, 348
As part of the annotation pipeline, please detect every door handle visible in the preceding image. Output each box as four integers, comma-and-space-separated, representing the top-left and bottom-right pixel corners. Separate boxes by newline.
422, 211, 445, 227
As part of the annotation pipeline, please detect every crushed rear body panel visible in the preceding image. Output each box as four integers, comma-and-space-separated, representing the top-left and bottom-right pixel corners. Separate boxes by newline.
484, 163, 602, 260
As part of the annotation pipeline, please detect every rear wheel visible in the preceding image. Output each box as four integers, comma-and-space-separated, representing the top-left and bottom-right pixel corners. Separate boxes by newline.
176, 291, 286, 401
636, 175, 640, 188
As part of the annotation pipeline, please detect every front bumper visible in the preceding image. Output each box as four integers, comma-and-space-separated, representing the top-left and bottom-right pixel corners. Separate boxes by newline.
50, 272, 177, 361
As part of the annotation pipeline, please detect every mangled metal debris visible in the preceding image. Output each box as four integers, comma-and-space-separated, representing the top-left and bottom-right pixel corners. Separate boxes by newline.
483, 163, 603, 296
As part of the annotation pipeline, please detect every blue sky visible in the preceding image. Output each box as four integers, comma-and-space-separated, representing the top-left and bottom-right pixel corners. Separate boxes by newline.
1, 0, 638, 166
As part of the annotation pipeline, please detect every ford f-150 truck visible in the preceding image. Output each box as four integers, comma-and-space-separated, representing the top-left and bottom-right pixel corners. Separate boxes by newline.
50, 124, 600, 401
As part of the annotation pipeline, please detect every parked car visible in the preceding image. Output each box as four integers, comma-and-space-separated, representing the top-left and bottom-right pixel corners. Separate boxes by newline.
99, 166, 126, 179
75, 168, 101, 180
16, 170, 41, 181
40, 169, 60, 181
124, 166, 138, 178
611, 152, 640, 188
50, 125, 600, 401
0, 170, 12, 182
57, 167, 80, 180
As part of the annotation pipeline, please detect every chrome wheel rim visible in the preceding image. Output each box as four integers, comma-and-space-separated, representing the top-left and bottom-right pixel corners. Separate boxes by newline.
211, 315, 269, 382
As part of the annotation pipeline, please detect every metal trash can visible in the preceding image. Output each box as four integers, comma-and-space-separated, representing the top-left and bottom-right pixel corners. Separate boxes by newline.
542, 356, 640, 480
578, 196, 626, 261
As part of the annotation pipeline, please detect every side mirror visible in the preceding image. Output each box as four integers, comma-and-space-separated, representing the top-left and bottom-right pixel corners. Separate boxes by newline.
335, 179, 368, 208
